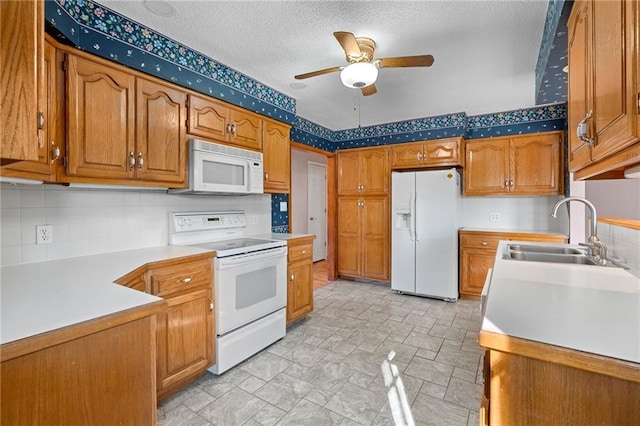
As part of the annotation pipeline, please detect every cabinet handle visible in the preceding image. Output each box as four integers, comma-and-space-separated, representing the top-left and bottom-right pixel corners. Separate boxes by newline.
576, 110, 594, 146
231, 123, 236, 136
504, 179, 509, 188
264, 172, 269, 181
301, 250, 306, 254
129, 152, 136, 169
50, 141, 60, 163
481, 241, 488, 246
176, 276, 193, 284
509, 179, 514, 187
416, 152, 422, 160
137, 152, 144, 169
290, 273, 295, 281
208, 297, 214, 312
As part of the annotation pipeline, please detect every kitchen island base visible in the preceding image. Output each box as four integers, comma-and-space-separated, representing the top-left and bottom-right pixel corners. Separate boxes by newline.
479, 332, 640, 425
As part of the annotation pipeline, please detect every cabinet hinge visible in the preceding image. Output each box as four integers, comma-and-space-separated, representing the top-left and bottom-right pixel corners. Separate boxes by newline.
637, 92, 640, 114
63, 156, 68, 167
62, 59, 68, 72
37, 112, 44, 130
185, 98, 189, 108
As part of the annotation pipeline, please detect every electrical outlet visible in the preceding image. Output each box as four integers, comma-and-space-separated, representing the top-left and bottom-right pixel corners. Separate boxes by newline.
490, 212, 501, 222
36, 224, 53, 245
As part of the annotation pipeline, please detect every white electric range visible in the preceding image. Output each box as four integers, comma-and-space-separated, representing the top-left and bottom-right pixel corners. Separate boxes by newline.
169, 211, 287, 374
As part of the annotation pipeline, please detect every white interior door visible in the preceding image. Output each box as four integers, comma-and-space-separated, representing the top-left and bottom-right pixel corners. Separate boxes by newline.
307, 162, 327, 261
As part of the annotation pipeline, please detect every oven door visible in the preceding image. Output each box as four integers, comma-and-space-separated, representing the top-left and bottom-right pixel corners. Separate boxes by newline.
215, 246, 287, 335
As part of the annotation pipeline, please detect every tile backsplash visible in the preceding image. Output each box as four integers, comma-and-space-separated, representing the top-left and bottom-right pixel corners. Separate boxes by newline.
0, 184, 271, 266
597, 222, 640, 278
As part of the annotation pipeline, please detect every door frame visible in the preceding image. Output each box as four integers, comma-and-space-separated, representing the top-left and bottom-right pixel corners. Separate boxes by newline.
307, 160, 327, 261
290, 141, 337, 281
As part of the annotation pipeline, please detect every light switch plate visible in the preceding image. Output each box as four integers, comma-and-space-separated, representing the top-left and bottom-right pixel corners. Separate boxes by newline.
280, 201, 288, 212
490, 212, 501, 222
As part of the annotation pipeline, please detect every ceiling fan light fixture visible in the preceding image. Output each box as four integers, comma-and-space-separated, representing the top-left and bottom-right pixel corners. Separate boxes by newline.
340, 62, 378, 89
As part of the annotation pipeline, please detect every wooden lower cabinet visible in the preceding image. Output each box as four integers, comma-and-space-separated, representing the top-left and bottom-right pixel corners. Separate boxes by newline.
479, 333, 640, 425
337, 196, 390, 282
459, 230, 567, 298
117, 254, 215, 402
1, 309, 162, 425
286, 236, 314, 324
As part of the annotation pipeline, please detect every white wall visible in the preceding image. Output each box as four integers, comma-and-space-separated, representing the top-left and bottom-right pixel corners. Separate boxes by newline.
290, 148, 327, 234
585, 179, 640, 220
461, 195, 566, 232
0, 183, 271, 266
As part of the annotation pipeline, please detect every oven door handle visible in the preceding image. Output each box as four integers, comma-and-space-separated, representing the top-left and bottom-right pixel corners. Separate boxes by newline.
216, 247, 287, 268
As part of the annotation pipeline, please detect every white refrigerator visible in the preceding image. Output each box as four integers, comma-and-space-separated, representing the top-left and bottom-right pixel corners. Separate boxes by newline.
391, 168, 461, 301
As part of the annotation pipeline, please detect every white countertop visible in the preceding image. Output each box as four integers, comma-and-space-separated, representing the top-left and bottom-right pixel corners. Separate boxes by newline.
1, 246, 214, 345
482, 241, 640, 363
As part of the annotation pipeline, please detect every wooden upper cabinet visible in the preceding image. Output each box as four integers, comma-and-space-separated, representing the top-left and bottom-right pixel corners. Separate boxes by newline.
263, 119, 291, 193
464, 132, 563, 196
135, 78, 187, 184
511, 133, 562, 195
567, 0, 592, 171
391, 138, 463, 169
568, 0, 640, 178
187, 94, 262, 151
464, 138, 510, 195
337, 146, 389, 195
2, 38, 64, 181
1, 0, 44, 164
66, 54, 136, 180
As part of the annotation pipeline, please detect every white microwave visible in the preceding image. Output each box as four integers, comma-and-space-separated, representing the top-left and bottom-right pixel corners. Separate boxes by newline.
172, 139, 263, 195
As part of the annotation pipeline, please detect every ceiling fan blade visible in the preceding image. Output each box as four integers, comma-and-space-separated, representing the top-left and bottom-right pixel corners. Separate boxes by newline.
361, 84, 377, 96
334, 31, 361, 58
378, 55, 434, 68
294, 66, 343, 80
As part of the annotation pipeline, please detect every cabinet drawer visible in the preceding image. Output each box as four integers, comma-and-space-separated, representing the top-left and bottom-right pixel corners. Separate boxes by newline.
288, 242, 313, 262
150, 259, 212, 297
460, 234, 502, 250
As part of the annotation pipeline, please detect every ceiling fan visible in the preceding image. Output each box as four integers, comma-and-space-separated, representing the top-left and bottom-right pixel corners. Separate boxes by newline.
294, 31, 434, 96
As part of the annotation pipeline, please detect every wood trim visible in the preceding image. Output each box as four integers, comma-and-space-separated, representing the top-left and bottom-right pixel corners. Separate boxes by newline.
0, 300, 166, 362
478, 330, 640, 384
290, 141, 334, 157
599, 217, 640, 230
574, 142, 640, 180
327, 156, 337, 281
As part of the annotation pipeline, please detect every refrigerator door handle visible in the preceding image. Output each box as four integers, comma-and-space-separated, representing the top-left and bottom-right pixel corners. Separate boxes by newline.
411, 192, 420, 241
409, 192, 416, 242
413, 192, 419, 241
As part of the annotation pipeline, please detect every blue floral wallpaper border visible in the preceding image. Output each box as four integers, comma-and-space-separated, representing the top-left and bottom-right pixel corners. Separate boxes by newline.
536, 0, 572, 105
271, 194, 289, 232
289, 128, 335, 152
47, 0, 297, 125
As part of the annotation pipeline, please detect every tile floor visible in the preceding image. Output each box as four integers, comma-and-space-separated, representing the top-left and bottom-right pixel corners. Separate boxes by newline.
158, 280, 483, 426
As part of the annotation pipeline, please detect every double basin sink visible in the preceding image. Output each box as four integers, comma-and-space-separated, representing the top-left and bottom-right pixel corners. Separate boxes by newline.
503, 243, 626, 269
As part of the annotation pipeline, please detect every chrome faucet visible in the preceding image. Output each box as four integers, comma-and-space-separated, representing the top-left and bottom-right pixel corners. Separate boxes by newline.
550, 196, 608, 265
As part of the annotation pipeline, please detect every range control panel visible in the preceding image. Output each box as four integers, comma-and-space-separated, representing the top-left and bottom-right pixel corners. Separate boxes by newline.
172, 211, 246, 232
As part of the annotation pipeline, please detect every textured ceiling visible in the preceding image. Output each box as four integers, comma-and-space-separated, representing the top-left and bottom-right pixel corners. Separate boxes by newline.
99, 0, 549, 131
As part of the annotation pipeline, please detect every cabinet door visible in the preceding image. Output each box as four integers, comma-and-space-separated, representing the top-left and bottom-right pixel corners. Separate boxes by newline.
263, 120, 290, 193
464, 139, 510, 195
229, 107, 262, 151
337, 151, 361, 195
390, 143, 423, 168
460, 249, 495, 297
156, 288, 214, 394
287, 261, 313, 324
187, 94, 230, 142
1, 0, 43, 163
511, 133, 562, 195
568, 0, 593, 172
337, 197, 362, 276
2, 40, 62, 180
361, 197, 390, 281
66, 54, 135, 179
360, 148, 389, 194
590, 0, 639, 161
423, 139, 461, 166
136, 78, 187, 184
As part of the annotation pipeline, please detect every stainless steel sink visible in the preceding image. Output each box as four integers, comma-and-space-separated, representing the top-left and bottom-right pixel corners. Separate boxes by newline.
503, 243, 627, 268
507, 244, 586, 255
507, 250, 599, 265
